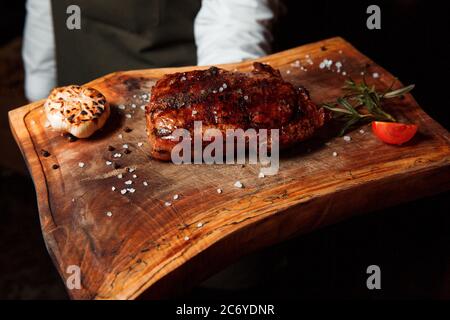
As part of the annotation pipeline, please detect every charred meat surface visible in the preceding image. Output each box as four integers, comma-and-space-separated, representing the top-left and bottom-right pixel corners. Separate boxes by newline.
146, 62, 329, 161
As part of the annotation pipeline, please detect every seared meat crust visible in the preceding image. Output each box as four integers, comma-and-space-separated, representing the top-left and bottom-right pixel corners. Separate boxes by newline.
146, 62, 328, 160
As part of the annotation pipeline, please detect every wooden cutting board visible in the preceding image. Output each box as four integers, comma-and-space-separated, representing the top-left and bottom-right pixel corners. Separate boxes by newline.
9, 37, 450, 300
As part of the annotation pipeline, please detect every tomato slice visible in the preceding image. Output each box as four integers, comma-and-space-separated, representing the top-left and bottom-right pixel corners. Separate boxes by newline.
372, 121, 418, 145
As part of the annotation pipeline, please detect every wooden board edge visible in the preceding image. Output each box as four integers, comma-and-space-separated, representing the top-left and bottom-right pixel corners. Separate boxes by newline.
111, 160, 450, 299
8, 103, 71, 295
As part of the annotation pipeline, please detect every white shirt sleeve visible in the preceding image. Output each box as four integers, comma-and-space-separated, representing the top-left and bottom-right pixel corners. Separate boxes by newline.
22, 0, 57, 101
194, 0, 279, 66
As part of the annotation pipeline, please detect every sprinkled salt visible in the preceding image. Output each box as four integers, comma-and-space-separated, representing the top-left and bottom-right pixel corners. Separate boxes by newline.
372, 72, 380, 79
131, 104, 136, 109
140, 105, 145, 111
106, 211, 113, 217
342, 71, 347, 76
219, 87, 224, 92
192, 110, 198, 115
286, 70, 291, 74
258, 172, 265, 178
359, 129, 365, 134
343, 135, 352, 142
123, 144, 129, 149
138, 142, 144, 147
184, 236, 190, 241
197, 222, 203, 228
118, 105, 126, 110
234, 181, 244, 188
125, 114, 132, 119
173, 194, 179, 200
244, 95, 249, 100
78, 162, 85, 168
222, 83, 227, 89
217, 188, 222, 194
111, 186, 116, 191
106, 161, 112, 166
128, 168, 135, 173
118, 134, 123, 139
117, 174, 123, 179
113, 153, 122, 158
332, 152, 338, 157
124, 180, 133, 185
120, 189, 127, 195
165, 202, 171, 207
132, 174, 137, 179
181, 76, 187, 81
127, 188, 135, 193
143, 181, 148, 186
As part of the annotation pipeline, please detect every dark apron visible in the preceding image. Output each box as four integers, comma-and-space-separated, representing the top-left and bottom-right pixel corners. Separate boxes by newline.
51, 0, 201, 85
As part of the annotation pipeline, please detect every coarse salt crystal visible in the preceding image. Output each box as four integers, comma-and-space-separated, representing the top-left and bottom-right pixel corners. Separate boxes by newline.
197, 222, 203, 228
244, 95, 249, 100
78, 162, 85, 168
222, 83, 227, 89
118, 105, 126, 110
128, 168, 135, 173
286, 70, 291, 74
343, 135, 352, 142
125, 114, 132, 119
120, 189, 127, 195
181, 76, 187, 81
118, 134, 123, 139
125, 180, 133, 185
258, 172, 265, 178
359, 129, 365, 134
140, 105, 145, 111
217, 188, 222, 194
131, 104, 136, 109
143, 181, 148, 186
117, 174, 123, 179
342, 71, 347, 76
132, 174, 137, 179
184, 236, 190, 241
127, 188, 135, 193
192, 110, 198, 115
111, 186, 116, 191
332, 152, 338, 157
106, 161, 112, 165
234, 181, 244, 188
173, 194, 179, 200
106, 211, 113, 217
123, 144, 129, 149
372, 72, 380, 79
138, 142, 144, 147
113, 153, 122, 158
165, 202, 171, 207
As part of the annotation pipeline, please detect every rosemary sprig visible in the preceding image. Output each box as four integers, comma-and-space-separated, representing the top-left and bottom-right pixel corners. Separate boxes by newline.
322, 77, 414, 135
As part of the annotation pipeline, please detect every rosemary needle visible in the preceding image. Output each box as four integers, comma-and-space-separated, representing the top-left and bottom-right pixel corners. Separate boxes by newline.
322, 77, 414, 135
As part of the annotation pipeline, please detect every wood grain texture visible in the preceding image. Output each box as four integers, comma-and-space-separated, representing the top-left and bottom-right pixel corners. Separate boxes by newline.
8, 37, 450, 300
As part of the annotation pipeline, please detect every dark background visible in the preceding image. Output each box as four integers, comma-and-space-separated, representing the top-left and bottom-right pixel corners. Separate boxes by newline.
0, 0, 448, 299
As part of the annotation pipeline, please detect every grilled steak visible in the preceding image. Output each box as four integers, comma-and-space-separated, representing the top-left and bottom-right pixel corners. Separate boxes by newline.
146, 62, 329, 161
